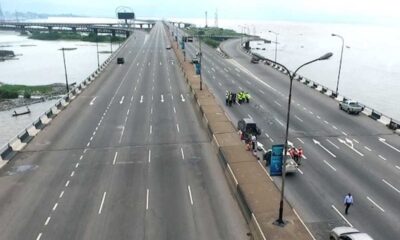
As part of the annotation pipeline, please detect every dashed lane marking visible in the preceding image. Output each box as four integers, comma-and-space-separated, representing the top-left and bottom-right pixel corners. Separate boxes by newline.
188, 185, 194, 205
52, 203, 58, 211
378, 155, 387, 161
366, 196, 385, 212
364, 146, 372, 151
98, 192, 107, 214
113, 152, 118, 165
382, 179, 400, 194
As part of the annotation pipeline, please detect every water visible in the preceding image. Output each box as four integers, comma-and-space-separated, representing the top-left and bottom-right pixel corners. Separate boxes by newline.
0, 17, 122, 147
172, 18, 400, 121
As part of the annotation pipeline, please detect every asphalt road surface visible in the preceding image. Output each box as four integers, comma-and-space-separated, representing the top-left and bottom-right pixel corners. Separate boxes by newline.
0, 23, 249, 240
179, 30, 400, 239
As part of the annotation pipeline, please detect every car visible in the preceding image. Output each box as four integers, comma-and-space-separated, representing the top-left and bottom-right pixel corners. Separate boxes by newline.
250, 57, 260, 64
191, 57, 199, 64
330, 226, 374, 240
339, 100, 364, 114
237, 118, 261, 140
166, 45, 171, 50
117, 57, 124, 64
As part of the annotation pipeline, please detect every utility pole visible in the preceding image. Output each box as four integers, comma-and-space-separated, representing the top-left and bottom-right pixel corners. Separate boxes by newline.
214, 9, 218, 28
205, 11, 208, 28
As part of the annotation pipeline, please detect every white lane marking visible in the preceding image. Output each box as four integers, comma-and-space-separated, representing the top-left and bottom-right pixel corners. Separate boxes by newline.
366, 196, 385, 212
396, 165, 400, 170
146, 189, 149, 210
248, 114, 253, 119
173, 107, 176, 113
98, 192, 107, 214
211, 67, 216, 72
171, 95, 174, 100
52, 203, 58, 211
161, 94, 164, 102
294, 115, 303, 122
259, 89, 265, 94
70, 171, 75, 177
265, 133, 270, 138
353, 139, 359, 144
293, 209, 316, 240
80, 155, 83, 160
218, 82, 222, 86
274, 100, 282, 107
119, 126, 125, 143
313, 139, 336, 158
86, 142, 90, 147
150, 125, 152, 135
235, 67, 240, 72
84, 149, 88, 153
65, 180, 70, 187
92, 131, 96, 136
227, 164, 238, 185
275, 118, 284, 127
113, 152, 118, 165
224, 67, 228, 72
119, 96, 125, 104
90, 136, 93, 141
331, 205, 353, 227
303, 107, 307, 111
378, 155, 387, 161
89, 97, 97, 105
317, 115, 321, 119
323, 120, 329, 124
326, 139, 340, 149
379, 137, 400, 153
323, 160, 337, 171
341, 131, 348, 136
140, 95, 143, 103
44, 216, 51, 226
309, 111, 313, 115
236, 73, 240, 77
297, 168, 304, 175
36, 233, 42, 240
150, 107, 153, 114
337, 138, 364, 157
160, 61, 162, 66
181, 94, 185, 102
181, 148, 185, 159
176, 124, 180, 132
213, 75, 216, 80
332, 125, 338, 130
127, 109, 130, 116
59, 191, 64, 198
148, 150, 151, 163
364, 146, 372, 151
257, 160, 273, 181
131, 96, 134, 102
382, 179, 400, 193
137, 62, 139, 66
188, 185, 194, 205
297, 138, 304, 144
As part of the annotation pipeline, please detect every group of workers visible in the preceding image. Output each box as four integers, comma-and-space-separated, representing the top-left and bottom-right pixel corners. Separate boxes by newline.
225, 91, 251, 106
289, 147, 304, 164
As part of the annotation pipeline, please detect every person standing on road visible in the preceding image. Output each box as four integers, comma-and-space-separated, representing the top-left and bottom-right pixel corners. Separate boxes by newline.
344, 193, 354, 215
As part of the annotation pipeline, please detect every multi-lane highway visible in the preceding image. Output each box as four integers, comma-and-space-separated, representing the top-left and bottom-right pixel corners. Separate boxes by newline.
179, 30, 400, 239
0, 23, 249, 240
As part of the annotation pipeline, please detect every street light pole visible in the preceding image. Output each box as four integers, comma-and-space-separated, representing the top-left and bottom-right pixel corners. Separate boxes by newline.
332, 33, 344, 95
271, 52, 333, 226
269, 30, 278, 62
198, 30, 203, 90
59, 47, 77, 94
96, 36, 100, 68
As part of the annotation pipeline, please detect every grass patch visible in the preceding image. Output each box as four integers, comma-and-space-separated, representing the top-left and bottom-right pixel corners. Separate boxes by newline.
185, 27, 243, 48
29, 31, 126, 43
0, 84, 53, 99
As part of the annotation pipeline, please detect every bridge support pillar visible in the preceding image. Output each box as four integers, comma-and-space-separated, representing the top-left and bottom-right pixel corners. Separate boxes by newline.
244, 41, 250, 50
125, 31, 130, 37
47, 26, 52, 32
111, 29, 116, 37
139, 24, 143, 29
72, 27, 76, 33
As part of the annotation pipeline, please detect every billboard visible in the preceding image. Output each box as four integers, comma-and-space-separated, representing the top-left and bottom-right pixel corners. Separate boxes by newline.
270, 144, 284, 176
118, 12, 135, 20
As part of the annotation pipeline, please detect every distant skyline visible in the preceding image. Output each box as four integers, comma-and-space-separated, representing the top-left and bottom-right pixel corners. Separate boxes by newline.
2, 0, 399, 26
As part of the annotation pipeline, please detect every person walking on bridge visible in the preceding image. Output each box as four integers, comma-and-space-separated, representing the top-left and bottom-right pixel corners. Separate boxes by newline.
344, 193, 354, 215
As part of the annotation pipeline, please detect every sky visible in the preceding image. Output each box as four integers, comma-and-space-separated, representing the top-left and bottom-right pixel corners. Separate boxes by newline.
2, 0, 400, 26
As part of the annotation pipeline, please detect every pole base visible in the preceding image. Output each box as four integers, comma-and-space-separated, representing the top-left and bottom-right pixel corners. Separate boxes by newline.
273, 219, 287, 227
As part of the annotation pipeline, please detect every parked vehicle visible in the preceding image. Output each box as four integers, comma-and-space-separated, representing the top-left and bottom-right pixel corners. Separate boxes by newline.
238, 118, 261, 140
117, 57, 125, 64
257, 143, 298, 174
250, 57, 260, 63
330, 226, 374, 240
339, 100, 364, 114
191, 57, 199, 64
166, 45, 171, 50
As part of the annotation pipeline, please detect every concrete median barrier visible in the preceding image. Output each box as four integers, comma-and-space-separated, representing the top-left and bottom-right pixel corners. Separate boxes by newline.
40, 115, 51, 125
9, 137, 26, 151
27, 125, 40, 137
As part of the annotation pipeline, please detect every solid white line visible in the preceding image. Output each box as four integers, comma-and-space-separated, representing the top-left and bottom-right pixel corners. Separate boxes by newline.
98, 192, 107, 214
323, 160, 337, 171
378, 155, 387, 161
146, 189, 149, 210
181, 148, 185, 159
227, 164, 238, 185
297, 138, 304, 144
89, 97, 97, 105
294, 115, 303, 122
293, 209, 316, 240
188, 185, 194, 205
36, 233, 42, 240
297, 168, 304, 174
382, 179, 400, 193
257, 161, 273, 181
59, 191, 64, 198
252, 213, 267, 240
366, 196, 385, 212
150, 125, 152, 135
65, 180, 70, 187
148, 150, 151, 163
113, 152, 118, 165
331, 205, 353, 227
379, 137, 400, 152
70, 171, 75, 177
44, 216, 51, 226
52, 203, 58, 211
326, 139, 340, 149
364, 146, 372, 151
274, 100, 282, 107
